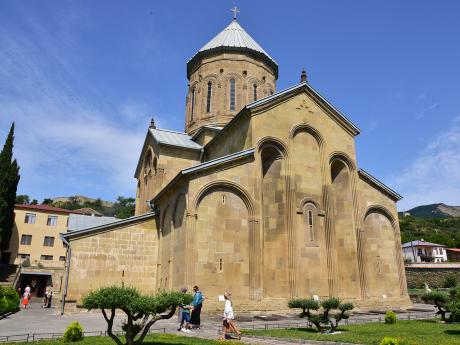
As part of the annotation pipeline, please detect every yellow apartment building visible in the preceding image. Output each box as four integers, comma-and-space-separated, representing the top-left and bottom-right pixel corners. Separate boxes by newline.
4, 204, 81, 297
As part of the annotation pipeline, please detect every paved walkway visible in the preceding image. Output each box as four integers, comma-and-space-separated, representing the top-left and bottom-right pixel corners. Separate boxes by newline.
0, 301, 437, 344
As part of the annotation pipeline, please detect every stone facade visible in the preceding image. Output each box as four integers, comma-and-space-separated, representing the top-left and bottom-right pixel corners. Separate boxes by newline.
65, 216, 156, 303
63, 18, 410, 312
186, 52, 276, 135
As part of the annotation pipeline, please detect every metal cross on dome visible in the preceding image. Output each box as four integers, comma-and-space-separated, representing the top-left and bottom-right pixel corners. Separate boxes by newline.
231, 6, 240, 20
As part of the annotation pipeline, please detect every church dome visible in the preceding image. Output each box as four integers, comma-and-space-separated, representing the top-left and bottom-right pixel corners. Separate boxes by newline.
187, 19, 278, 79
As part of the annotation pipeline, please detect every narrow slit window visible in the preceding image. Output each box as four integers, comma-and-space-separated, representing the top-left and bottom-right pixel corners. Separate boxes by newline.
219, 258, 223, 272
206, 82, 212, 113
308, 209, 314, 241
253, 84, 257, 101
190, 88, 196, 121
229, 78, 235, 111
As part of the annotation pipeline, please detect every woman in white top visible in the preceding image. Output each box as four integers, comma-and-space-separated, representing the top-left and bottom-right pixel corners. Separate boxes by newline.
219, 292, 241, 340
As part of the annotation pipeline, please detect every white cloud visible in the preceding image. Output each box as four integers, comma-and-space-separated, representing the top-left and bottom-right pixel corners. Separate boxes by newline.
393, 115, 460, 210
0, 4, 157, 201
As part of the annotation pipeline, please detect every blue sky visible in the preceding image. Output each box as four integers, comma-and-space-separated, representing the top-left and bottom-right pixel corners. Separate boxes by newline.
1, 0, 459, 210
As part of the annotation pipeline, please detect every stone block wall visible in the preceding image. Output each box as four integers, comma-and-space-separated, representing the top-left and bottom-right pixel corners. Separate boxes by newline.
405, 266, 460, 288
66, 217, 158, 304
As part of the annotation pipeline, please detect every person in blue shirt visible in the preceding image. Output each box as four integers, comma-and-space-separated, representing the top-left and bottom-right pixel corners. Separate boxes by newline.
189, 285, 205, 328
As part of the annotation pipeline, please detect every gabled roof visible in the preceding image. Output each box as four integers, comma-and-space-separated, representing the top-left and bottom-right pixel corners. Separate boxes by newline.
205, 82, 361, 152
73, 207, 103, 216
150, 128, 202, 151
134, 128, 203, 178
247, 82, 361, 135
187, 20, 278, 78
191, 125, 223, 140
152, 148, 255, 203
358, 169, 402, 201
62, 212, 156, 240
67, 214, 118, 232
14, 204, 83, 215
446, 248, 460, 253
402, 240, 446, 248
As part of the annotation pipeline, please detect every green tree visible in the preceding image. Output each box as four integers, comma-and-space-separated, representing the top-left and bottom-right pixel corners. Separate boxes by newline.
422, 288, 460, 322
82, 286, 192, 345
42, 198, 53, 205
113, 196, 135, 219
0, 123, 20, 251
15, 195, 30, 205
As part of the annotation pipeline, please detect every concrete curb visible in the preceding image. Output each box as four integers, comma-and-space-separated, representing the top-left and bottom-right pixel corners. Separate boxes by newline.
0, 312, 13, 320
244, 334, 362, 345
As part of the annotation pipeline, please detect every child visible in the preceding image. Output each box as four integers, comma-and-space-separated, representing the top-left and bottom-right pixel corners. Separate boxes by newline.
179, 303, 193, 333
22, 292, 29, 309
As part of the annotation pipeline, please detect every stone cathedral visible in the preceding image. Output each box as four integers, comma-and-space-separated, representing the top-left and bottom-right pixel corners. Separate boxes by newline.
62, 17, 410, 313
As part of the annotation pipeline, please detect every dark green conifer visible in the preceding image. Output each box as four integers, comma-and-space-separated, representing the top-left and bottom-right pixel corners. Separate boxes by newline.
0, 123, 20, 251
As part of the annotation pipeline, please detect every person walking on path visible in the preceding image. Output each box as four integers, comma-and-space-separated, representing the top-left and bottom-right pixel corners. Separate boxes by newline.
22, 292, 29, 309
46, 290, 53, 308
189, 285, 205, 328
42, 289, 49, 308
219, 292, 241, 340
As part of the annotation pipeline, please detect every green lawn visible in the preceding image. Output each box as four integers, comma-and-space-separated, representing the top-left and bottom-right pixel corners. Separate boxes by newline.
6, 333, 239, 345
243, 320, 460, 345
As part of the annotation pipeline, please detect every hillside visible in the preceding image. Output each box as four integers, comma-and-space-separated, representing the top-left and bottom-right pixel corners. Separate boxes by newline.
53, 195, 114, 208
399, 216, 460, 248
52, 195, 134, 219
402, 203, 460, 218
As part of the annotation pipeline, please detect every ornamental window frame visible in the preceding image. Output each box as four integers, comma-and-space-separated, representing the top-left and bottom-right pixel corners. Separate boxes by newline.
190, 87, 196, 122
302, 202, 319, 245
206, 81, 212, 113
229, 78, 236, 111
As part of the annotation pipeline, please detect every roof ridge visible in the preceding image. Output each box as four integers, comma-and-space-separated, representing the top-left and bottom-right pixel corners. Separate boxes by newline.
151, 128, 189, 136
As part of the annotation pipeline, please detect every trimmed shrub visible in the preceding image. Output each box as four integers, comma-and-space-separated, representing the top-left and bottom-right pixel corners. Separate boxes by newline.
0, 286, 19, 315
380, 337, 399, 345
288, 296, 353, 332
82, 286, 193, 345
0, 297, 8, 315
444, 274, 457, 288
384, 310, 397, 324
422, 287, 460, 323
63, 322, 84, 342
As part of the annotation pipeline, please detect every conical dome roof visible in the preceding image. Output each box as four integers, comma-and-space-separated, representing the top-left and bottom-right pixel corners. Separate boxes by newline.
187, 20, 278, 79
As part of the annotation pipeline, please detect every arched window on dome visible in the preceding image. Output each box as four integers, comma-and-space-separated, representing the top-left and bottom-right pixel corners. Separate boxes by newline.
253, 84, 258, 101
206, 81, 212, 113
190, 87, 196, 122
229, 78, 236, 111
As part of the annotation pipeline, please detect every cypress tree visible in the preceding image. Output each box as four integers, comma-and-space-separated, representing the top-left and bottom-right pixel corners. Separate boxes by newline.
0, 123, 20, 251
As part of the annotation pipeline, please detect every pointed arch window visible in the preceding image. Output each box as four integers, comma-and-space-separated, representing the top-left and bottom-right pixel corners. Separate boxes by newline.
229, 78, 236, 111
190, 87, 196, 122
253, 84, 258, 101
206, 81, 212, 113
